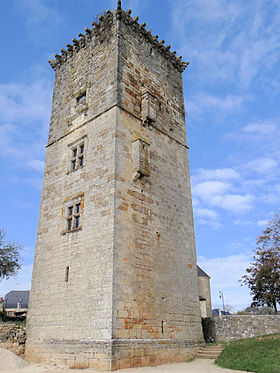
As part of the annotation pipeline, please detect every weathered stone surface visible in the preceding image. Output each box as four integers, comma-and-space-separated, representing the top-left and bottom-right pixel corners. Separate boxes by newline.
26, 4, 203, 370
0, 323, 26, 356
202, 315, 280, 343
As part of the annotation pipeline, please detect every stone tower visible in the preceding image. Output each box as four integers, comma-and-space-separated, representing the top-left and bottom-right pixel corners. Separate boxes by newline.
26, 1, 204, 370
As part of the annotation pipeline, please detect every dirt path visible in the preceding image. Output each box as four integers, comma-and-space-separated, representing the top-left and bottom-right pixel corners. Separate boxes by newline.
1, 348, 248, 373
1, 359, 248, 372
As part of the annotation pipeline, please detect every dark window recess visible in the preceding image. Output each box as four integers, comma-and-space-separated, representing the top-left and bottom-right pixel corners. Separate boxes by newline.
65, 266, 70, 282
67, 218, 72, 231
161, 321, 164, 334
77, 92, 86, 104
74, 216, 80, 229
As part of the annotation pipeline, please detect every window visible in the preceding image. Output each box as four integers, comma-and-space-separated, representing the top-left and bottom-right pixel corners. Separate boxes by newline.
71, 143, 84, 171
66, 202, 81, 231
76, 91, 86, 104
65, 266, 70, 282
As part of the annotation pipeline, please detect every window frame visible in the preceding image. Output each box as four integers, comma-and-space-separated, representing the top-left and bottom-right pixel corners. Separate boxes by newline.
67, 136, 87, 174
63, 193, 84, 234
66, 201, 82, 232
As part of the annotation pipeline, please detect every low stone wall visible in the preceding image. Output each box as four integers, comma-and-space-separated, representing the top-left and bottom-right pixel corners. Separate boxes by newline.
202, 315, 280, 343
0, 322, 26, 356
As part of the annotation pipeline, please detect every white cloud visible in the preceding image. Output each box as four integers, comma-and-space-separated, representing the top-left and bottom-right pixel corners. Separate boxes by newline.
193, 181, 230, 198
194, 207, 221, 229
211, 194, 254, 212
195, 208, 218, 220
172, 0, 280, 88
27, 160, 45, 173
243, 122, 279, 136
17, 0, 62, 29
0, 79, 51, 175
198, 254, 252, 311
192, 168, 239, 184
245, 158, 278, 174
0, 81, 51, 125
187, 94, 247, 117
257, 219, 269, 227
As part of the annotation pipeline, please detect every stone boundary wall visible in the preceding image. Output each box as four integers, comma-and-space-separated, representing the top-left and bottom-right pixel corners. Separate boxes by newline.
202, 315, 280, 343
0, 322, 26, 356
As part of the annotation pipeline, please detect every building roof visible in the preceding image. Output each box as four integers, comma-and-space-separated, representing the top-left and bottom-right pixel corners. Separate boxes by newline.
197, 265, 210, 278
212, 308, 232, 316
4, 290, 30, 309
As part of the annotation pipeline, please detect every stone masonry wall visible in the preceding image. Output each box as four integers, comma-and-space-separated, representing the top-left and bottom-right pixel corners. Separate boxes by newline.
26, 6, 203, 370
202, 315, 280, 342
0, 322, 26, 356
111, 8, 203, 346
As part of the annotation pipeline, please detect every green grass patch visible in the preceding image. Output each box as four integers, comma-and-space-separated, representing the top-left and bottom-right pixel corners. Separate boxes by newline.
216, 334, 280, 373
185, 357, 195, 363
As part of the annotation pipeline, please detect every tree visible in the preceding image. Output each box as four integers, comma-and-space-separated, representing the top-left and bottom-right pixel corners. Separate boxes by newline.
241, 214, 280, 312
0, 229, 22, 281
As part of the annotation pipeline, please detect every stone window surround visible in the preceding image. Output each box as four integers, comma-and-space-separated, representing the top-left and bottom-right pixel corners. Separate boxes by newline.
73, 87, 89, 114
66, 202, 81, 231
62, 193, 84, 234
67, 136, 87, 174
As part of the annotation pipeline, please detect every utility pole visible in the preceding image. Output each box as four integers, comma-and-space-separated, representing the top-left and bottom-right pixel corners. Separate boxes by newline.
219, 291, 225, 313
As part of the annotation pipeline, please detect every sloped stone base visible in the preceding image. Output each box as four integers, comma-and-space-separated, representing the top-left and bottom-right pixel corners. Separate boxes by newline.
25, 338, 203, 370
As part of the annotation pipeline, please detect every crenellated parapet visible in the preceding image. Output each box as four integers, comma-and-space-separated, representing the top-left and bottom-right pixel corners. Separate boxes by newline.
49, 4, 189, 73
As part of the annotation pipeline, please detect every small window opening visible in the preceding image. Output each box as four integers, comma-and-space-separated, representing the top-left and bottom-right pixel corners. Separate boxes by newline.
77, 92, 86, 104
66, 202, 81, 231
65, 266, 69, 282
161, 320, 164, 334
67, 219, 72, 231
74, 216, 80, 229
71, 143, 84, 171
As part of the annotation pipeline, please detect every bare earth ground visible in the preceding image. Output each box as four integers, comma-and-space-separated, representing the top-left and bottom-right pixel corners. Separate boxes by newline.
0, 349, 248, 373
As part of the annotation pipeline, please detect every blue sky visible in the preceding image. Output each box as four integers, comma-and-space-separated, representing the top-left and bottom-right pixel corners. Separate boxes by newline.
0, 0, 279, 312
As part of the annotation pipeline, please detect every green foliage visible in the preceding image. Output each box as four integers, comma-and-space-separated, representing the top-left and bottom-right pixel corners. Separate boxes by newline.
241, 214, 280, 312
0, 310, 7, 321
0, 229, 22, 281
216, 334, 280, 373
236, 310, 246, 315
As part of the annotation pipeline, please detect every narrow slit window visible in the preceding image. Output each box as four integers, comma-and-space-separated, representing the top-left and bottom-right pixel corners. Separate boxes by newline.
65, 266, 69, 282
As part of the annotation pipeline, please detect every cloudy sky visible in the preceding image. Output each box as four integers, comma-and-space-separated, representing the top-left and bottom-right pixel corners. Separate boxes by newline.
0, 0, 279, 312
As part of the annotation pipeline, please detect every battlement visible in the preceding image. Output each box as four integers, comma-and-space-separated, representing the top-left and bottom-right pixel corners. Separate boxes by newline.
48, 2, 189, 73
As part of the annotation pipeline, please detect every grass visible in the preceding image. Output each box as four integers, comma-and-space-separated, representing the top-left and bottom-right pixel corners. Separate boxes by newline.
185, 357, 195, 363
215, 334, 280, 373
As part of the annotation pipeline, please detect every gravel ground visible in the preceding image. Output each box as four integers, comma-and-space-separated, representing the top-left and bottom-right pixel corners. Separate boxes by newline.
0, 348, 247, 373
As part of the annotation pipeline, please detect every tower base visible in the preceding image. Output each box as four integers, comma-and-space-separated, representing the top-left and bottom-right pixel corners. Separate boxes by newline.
25, 338, 204, 370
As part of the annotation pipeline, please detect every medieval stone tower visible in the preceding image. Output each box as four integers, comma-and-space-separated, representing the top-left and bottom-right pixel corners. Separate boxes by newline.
26, 1, 204, 370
